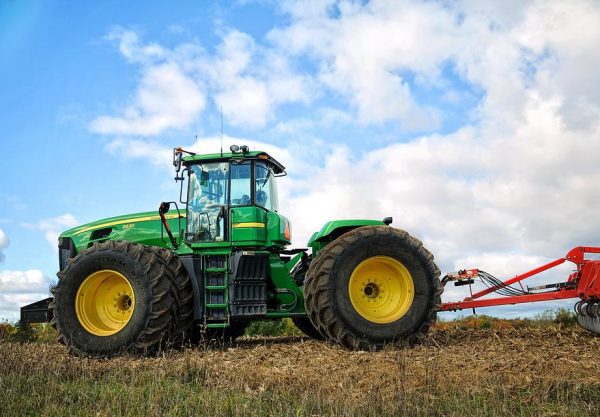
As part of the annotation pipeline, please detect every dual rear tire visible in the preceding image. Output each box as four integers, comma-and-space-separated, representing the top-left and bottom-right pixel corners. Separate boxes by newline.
304, 226, 442, 349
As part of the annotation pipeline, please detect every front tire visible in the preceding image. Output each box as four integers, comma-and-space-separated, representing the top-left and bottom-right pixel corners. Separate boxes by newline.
50, 241, 175, 357
304, 226, 442, 350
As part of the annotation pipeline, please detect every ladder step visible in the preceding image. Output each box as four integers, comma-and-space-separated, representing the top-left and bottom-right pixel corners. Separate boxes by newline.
206, 323, 229, 328
206, 303, 227, 308
206, 285, 227, 290
205, 267, 228, 273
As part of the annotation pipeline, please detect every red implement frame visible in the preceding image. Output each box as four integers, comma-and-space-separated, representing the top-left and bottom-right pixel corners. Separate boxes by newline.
440, 246, 600, 312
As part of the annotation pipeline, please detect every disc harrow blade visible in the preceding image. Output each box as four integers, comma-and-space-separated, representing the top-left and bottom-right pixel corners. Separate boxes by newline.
576, 301, 600, 334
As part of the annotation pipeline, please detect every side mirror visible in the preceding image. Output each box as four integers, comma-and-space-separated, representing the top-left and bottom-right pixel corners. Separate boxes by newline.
173, 147, 196, 182
159, 202, 171, 215
173, 148, 183, 173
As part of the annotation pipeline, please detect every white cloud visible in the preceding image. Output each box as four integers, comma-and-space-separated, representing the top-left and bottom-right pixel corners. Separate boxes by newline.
22, 214, 79, 253
0, 269, 53, 321
281, 104, 600, 266
0, 269, 52, 294
90, 27, 312, 134
262, 0, 600, 254
269, 0, 600, 133
105, 27, 167, 64
0, 229, 9, 263
90, 62, 206, 136
197, 29, 312, 128
105, 138, 173, 168
270, 0, 459, 129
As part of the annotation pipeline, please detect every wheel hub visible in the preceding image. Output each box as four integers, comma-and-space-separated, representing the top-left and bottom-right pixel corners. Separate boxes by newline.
348, 256, 414, 324
116, 294, 132, 311
75, 270, 136, 336
363, 282, 380, 298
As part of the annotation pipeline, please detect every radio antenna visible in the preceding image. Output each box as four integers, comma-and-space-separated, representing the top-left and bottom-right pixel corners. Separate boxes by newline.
220, 105, 224, 156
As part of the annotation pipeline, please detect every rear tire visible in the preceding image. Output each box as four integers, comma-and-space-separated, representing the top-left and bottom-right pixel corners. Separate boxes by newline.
304, 226, 442, 350
50, 241, 175, 357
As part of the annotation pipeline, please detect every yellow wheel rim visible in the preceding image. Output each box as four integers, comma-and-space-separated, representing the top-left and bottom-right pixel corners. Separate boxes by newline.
75, 270, 135, 336
348, 256, 414, 324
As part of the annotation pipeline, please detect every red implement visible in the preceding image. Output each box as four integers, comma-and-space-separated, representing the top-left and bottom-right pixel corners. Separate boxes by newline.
440, 247, 600, 334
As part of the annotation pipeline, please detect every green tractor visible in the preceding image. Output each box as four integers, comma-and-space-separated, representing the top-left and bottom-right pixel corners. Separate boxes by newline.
21, 145, 443, 357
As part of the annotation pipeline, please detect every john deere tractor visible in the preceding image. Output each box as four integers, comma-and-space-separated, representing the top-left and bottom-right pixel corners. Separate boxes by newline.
21, 146, 442, 357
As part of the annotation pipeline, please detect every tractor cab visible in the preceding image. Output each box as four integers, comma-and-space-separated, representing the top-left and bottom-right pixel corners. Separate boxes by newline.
173, 146, 289, 247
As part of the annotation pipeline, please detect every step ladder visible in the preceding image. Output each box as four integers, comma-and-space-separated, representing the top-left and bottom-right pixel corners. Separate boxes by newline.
203, 253, 230, 329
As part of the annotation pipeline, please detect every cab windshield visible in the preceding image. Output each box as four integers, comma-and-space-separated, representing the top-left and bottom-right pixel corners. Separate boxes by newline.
186, 160, 280, 243
187, 162, 228, 242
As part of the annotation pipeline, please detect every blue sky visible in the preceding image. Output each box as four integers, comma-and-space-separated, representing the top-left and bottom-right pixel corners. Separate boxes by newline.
2, 0, 600, 321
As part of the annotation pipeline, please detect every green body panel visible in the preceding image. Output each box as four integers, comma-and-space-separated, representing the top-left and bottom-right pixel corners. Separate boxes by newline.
227, 207, 291, 247
307, 219, 385, 256
265, 254, 304, 317
60, 210, 186, 253
59, 206, 290, 254
230, 206, 267, 242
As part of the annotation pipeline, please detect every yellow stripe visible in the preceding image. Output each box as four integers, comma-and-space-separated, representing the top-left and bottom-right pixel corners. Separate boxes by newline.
232, 222, 266, 228
73, 213, 186, 236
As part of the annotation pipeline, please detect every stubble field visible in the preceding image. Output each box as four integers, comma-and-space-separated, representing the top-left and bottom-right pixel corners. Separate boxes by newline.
1, 326, 599, 417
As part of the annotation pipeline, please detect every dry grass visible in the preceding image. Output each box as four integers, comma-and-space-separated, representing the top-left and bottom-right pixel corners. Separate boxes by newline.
1, 327, 600, 416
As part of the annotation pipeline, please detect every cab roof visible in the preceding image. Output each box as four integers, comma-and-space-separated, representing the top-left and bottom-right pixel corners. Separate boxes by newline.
182, 151, 286, 175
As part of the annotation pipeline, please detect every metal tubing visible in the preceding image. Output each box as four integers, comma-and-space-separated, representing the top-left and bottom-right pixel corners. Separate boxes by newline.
466, 258, 566, 300
441, 289, 578, 311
